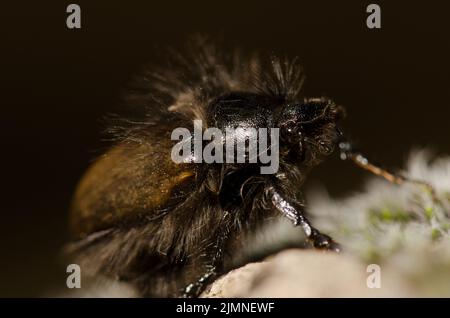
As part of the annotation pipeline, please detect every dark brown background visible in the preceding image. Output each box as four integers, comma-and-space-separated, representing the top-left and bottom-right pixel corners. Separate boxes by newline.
0, 1, 449, 296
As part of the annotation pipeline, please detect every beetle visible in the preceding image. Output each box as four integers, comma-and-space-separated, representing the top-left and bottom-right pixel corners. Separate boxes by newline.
68, 38, 433, 297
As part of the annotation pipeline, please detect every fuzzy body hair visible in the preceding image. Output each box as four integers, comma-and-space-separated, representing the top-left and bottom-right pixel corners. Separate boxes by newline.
68, 37, 333, 297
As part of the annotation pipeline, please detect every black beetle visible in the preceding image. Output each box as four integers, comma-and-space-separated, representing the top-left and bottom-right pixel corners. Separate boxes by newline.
68, 38, 432, 297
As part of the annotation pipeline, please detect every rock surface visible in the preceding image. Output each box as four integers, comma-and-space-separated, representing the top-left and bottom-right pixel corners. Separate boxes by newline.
202, 249, 412, 297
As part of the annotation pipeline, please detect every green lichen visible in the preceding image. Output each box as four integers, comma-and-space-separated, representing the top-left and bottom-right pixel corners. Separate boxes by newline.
431, 228, 442, 241
424, 206, 434, 221
368, 206, 413, 225
364, 248, 382, 264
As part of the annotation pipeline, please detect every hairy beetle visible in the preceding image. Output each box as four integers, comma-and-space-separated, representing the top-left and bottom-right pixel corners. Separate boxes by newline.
68, 38, 432, 297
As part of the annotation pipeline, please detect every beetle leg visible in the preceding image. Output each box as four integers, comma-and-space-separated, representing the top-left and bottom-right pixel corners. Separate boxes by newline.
339, 141, 437, 200
182, 267, 217, 298
268, 186, 341, 252
181, 212, 231, 298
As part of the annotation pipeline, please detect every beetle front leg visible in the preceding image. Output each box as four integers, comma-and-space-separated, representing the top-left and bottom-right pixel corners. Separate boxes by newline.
268, 186, 341, 252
